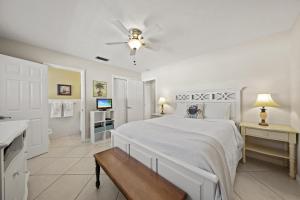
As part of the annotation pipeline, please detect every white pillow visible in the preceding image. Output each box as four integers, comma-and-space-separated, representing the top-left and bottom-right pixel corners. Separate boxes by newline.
175, 103, 187, 117
204, 103, 231, 120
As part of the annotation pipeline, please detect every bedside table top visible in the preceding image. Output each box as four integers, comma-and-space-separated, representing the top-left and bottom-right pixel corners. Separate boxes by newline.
151, 113, 164, 116
152, 113, 170, 117
240, 122, 298, 134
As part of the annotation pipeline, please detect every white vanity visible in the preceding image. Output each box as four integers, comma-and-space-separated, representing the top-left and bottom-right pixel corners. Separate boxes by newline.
0, 120, 29, 200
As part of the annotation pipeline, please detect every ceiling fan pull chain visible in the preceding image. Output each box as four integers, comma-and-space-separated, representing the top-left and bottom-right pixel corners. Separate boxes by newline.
132, 54, 137, 66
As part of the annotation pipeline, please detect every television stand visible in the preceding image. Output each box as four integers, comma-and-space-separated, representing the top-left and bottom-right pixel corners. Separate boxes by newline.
97, 108, 109, 111
90, 110, 114, 143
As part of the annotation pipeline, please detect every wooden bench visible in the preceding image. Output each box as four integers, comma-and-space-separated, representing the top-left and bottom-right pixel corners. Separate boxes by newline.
94, 147, 187, 200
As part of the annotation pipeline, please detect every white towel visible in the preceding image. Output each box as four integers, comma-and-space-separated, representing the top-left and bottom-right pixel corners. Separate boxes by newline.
50, 102, 62, 118
63, 102, 74, 117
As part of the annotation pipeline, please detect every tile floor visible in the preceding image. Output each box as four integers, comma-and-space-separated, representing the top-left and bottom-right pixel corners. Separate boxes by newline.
28, 135, 300, 200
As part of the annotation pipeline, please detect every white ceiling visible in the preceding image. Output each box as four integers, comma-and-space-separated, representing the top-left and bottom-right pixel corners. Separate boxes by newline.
0, 0, 300, 72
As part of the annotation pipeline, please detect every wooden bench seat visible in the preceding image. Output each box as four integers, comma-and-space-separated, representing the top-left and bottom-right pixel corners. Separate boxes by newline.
94, 147, 187, 200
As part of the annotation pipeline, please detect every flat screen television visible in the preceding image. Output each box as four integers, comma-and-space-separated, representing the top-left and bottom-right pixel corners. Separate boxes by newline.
96, 98, 112, 110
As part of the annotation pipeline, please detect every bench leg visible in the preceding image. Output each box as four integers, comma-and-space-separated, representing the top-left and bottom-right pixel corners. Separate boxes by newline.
95, 160, 100, 189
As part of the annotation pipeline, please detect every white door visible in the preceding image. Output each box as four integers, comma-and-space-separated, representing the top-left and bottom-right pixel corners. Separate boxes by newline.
0, 54, 48, 158
143, 80, 156, 119
113, 78, 127, 127
80, 70, 86, 141
127, 80, 143, 122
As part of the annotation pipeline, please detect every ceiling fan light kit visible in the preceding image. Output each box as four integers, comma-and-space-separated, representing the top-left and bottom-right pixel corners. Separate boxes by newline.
128, 38, 142, 50
106, 20, 161, 66
129, 28, 142, 39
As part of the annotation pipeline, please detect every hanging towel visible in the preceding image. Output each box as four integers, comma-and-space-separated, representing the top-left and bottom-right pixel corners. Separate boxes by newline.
63, 102, 74, 117
50, 102, 62, 118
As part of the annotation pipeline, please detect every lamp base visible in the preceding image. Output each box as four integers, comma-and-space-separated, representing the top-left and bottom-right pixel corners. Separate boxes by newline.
258, 107, 269, 126
160, 104, 164, 115
259, 122, 269, 126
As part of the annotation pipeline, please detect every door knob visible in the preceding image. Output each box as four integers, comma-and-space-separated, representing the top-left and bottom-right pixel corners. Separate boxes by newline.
12, 171, 20, 178
0, 116, 12, 120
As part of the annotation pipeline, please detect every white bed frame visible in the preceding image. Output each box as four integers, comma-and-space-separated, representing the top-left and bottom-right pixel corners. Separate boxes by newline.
111, 88, 241, 200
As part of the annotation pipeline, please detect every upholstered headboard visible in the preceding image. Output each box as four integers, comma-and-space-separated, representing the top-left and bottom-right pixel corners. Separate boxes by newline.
175, 88, 242, 123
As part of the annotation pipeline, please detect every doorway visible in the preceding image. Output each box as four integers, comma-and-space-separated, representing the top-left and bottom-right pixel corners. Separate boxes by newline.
46, 64, 86, 142
143, 79, 156, 119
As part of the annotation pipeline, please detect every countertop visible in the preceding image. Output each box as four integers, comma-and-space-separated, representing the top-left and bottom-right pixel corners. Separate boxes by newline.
0, 120, 28, 148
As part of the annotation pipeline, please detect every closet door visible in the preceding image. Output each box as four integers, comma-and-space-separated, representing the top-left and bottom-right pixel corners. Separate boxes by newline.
113, 78, 127, 127
127, 80, 143, 122
0, 54, 48, 158
143, 81, 156, 119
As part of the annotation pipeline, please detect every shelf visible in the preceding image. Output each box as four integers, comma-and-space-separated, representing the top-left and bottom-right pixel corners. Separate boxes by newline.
246, 143, 289, 159
94, 131, 106, 134
106, 125, 114, 130
94, 120, 105, 123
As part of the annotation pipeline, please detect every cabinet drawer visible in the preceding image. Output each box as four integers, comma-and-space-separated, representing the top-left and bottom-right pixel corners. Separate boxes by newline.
246, 128, 288, 142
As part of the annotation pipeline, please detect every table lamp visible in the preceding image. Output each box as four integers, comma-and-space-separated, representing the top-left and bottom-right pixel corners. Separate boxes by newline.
158, 97, 166, 114
255, 94, 279, 126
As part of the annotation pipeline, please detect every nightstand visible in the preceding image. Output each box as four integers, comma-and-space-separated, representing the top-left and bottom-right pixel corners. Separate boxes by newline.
151, 113, 165, 118
240, 122, 298, 178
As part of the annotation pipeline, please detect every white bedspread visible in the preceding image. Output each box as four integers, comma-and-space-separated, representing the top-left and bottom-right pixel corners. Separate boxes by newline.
116, 115, 243, 200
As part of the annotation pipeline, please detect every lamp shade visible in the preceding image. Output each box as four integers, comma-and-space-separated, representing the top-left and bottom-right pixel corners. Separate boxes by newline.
255, 94, 279, 107
158, 97, 166, 105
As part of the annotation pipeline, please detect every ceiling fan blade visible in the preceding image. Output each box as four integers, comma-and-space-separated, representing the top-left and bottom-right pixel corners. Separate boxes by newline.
144, 42, 161, 51
130, 48, 136, 56
143, 24, 162, 37
111, 20, 129, 36
105, 42, 128, 45
147, 37, 161, 43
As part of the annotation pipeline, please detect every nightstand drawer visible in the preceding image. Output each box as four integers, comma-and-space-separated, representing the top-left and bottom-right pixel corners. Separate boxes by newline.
270, 132, 289, 141
246, 128, 289, 142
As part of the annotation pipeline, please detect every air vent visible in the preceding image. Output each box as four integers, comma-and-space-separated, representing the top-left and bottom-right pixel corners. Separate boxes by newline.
95, 56, 109, 62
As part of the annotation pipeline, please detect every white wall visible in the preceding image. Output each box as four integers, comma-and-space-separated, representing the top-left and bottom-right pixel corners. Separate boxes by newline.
0, 38, 141, 139
290, 18, 300, 132
290, 16, 300, 180
143, 33, 292, 125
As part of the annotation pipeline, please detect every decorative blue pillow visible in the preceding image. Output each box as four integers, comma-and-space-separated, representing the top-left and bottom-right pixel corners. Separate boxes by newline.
185, 104, 204, 119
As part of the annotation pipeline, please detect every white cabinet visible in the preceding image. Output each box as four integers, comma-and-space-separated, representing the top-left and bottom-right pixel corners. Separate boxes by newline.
90, 110, 114, 143
0, 120, 28, 200
4, 146, 26, 200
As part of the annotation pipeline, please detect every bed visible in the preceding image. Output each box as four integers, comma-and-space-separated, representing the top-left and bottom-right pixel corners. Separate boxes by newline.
111, 89, 243, 200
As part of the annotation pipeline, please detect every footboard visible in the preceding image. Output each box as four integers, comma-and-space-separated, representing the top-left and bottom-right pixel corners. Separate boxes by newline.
111, 130, 219, 200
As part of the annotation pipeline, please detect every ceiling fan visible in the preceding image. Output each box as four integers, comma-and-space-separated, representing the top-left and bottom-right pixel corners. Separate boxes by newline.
105, 20, 161, 64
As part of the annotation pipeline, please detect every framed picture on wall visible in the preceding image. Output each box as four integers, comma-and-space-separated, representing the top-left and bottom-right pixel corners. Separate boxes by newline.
57, 84, 72, 96
93, 80, 107, 97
